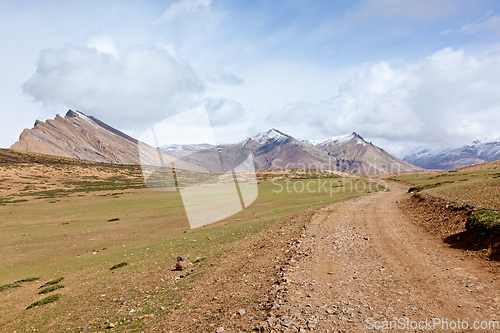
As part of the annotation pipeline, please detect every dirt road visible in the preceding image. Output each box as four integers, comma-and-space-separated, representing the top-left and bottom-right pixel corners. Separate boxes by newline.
267, 181, 500, 332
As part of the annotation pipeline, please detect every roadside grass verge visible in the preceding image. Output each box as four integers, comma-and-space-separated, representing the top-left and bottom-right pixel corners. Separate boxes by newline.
392, 168, 500, 210
466, 210, 500, 233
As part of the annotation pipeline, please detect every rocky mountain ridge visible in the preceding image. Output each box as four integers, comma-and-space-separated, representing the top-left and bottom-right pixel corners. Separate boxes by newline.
167, 129, 422, 175
10, 110, 183, 168
11, 111, 422, 174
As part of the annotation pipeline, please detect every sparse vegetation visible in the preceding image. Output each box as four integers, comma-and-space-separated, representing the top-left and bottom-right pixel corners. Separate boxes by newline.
39, 277, 64, 289
0, 164, 371, 332
0, 277, 39, 292
26, 294, 61, 310
408, 180, 455, 193
466, 210, 500, 232
39, 284, 64, 294
394, 168, 500, 210
110, 262, 128, 270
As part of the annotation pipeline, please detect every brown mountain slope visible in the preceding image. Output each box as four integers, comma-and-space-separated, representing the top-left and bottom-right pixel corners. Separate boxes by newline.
11, 110, 142, 164
9, 110, 197, 171
315, 132, 422, 174
241, 130, 421, 174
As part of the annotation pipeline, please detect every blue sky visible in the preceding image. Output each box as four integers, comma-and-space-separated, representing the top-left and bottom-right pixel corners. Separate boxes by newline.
1, 0, 500, 157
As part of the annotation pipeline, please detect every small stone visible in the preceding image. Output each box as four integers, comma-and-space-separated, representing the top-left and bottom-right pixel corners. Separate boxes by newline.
175, 256, 188, 270
217, 327, 224, 332
238, 309, 246, 315
107, 322, 115, 329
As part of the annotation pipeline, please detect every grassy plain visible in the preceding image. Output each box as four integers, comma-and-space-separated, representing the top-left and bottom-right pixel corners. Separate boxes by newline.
0, 151, 377, 332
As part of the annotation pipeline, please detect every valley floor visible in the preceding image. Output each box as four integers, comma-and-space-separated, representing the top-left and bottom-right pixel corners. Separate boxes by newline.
2, 176, 499, 332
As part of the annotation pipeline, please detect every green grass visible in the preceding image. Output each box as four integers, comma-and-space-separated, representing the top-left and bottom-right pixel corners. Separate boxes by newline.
466, 210, 500, 232
39, 285, 64, 294
0, 277, 39, 292
408, 180, 455, 193
392, 169, 500, 209
39, 277, 64, 288
26, 294, 61, 310
109, 262, 128, 270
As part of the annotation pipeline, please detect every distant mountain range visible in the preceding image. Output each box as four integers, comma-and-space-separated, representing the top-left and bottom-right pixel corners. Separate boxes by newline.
160, 129, 421, 174
403, 138, 500, 170
11, 110, 423, 174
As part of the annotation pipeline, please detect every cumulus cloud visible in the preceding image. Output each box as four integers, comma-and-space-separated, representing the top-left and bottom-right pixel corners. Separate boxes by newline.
23, 43, 202, 127
86, 32, 118, 57
156, 0, 212, 23
265, 47, 500, 156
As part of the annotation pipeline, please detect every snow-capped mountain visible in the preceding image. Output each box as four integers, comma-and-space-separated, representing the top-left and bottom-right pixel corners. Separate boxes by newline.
168, 129, 420, 174
247, 128, 290, 148
237, 130, 420, 174
404, 138, 500, 170
10, 111, 422, 175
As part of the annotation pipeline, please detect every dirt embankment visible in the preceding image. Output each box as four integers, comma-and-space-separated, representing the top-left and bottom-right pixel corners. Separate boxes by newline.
401, 193, 474, 239
402, 192, 500, 264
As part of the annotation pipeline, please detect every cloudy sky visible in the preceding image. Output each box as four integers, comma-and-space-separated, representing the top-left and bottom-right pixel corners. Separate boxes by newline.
2, 0, 500, 157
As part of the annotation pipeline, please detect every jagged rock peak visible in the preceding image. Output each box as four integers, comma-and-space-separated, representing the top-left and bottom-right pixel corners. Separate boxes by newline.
65, 109, 91, 120
65, 109, 79, 119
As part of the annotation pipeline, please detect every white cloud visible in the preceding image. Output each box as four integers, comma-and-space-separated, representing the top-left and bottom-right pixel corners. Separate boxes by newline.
23, 43, 202, 128
156, 0, 212, 23
265, 47, 500, 157
460, 13, 500, 35
86, 32, 118, 57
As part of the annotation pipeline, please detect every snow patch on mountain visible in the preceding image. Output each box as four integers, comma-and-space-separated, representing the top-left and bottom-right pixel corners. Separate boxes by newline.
299, 138, 322, 145
319, 132, 368, 147
248, 129, 290, 148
